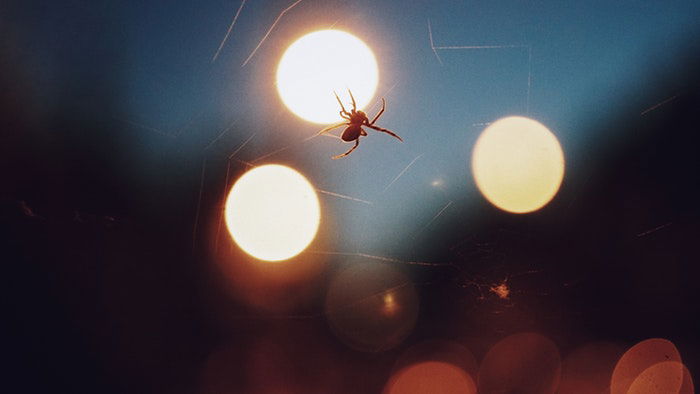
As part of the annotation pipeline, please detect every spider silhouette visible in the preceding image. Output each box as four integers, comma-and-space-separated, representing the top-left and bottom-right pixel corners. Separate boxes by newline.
317, 89, 402, 159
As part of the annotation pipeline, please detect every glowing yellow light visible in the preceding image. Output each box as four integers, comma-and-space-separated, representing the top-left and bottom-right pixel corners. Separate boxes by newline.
471, 116, 565, 213
276, 29, 379, 124
224, 164, 320, 262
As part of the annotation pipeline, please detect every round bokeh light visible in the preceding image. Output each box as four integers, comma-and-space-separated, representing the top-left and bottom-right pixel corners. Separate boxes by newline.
472, 116, 565, 213
225, 164, 321, 262
276, 30, 379, 124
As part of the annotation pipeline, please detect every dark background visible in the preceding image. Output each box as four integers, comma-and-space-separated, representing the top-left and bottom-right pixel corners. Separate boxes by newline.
3, 1, 700, 393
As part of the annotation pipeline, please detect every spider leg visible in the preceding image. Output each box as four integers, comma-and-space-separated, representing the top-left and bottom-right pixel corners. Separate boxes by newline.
332, 138, 360, 159
334, 91, 350, 117
367, 124, 403, 142
369, 98, 386, 125
347, 88, 357, 112
318, 122, 348, 136
340, 111, 350, 120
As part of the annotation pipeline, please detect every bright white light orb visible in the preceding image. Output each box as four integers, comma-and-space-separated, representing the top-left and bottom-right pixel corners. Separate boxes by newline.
472, 116, 565, 214
276, 30, 379, 124
225, 164, 321, 262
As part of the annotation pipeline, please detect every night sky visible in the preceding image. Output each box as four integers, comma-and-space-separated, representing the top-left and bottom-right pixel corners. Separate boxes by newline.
3, 1, 700, 393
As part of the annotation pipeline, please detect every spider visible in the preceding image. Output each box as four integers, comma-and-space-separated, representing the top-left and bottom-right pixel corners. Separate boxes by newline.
317, 89, 402, 159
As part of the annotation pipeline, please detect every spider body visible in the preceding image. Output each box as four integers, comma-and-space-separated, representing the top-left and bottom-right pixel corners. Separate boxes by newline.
339, 123, 366, 142
317, 89, 402, 159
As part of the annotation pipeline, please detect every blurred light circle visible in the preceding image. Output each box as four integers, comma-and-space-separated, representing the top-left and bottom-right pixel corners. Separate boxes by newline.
384, 361, 477, 394
680, 364, 695, 394
245, 327, 344, 394
225, 164, 320, 262
559, 341, 624, 394
324, 263, 419, 352
392, 340, 479, 380
471, 116, 565, 213
610, 338, 681, 394
478, 332, 561, 394
627, 361, 685, 394
276, 29, 379, 124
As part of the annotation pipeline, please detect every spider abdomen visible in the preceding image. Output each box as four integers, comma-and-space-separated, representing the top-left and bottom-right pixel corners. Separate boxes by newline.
341, 124, 363, 141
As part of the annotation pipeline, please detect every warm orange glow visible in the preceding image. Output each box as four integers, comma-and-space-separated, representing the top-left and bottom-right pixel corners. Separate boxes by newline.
490, 281, 510, 299
276, 30, 379, 124
472, 116, 565, 213
382, 292, 398, 316
478, 333, 561, 394
325, 263, 418, 352
680, 364, 695, 394
559, 341, 624, 394
224, 164, 320, 261
392, 340, 479, 383
627, 361, 685, 394
385, 362, 477, 394
610, 338, 682, 394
